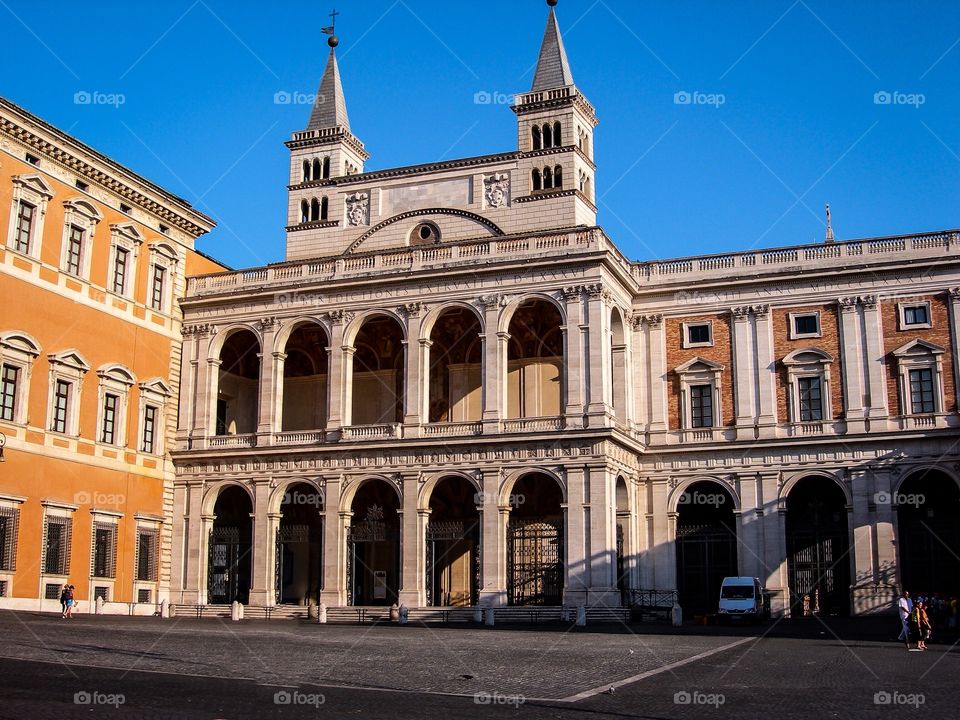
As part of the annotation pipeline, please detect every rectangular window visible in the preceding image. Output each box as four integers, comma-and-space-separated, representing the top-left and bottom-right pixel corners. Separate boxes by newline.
142, 405, 158, 453
216, 398, 227, 436
0, 507, 20, 571
687, 323, 711, 346
1, 364, 19, 422
136, 529, 158, 582
93, 523, 117, 578
101, 393, 118, 444
137, 588, 152, 603
14, 201, 35, 254
150, 265, 166, 311
43, 516, 71, 575
112, 247, 129, 295
52, 379, 71, 434
690, 384, 713, 428
798, 376, 823, 422
903, 304, 930, 327
65, 225, 84, 276
44, 583, 61, 600
909, 368, 935, 414
793, 314, 820, 336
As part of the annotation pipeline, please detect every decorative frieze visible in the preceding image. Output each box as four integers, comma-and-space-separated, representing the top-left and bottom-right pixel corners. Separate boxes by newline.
345, 192, 370, 226
483, 172, 510, 209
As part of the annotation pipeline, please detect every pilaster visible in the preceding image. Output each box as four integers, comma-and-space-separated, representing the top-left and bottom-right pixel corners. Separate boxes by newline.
838, 296, 867, 431
320, 474, 345, 606
478, 469, 507, 606
731, 306, 756, 439
861, 295, 889, 423
561, 286, 585, 427
256, 318, 279, 440
247, 481, 273, 606
752, 304, 778, 436
401, 303, 425, 433
479, 294, 506, 433
398, 473, 424, 606
584, 284, 613, 425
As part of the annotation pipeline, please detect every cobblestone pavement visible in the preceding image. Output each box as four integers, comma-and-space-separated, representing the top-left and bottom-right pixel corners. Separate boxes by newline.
1, 611, 957, 719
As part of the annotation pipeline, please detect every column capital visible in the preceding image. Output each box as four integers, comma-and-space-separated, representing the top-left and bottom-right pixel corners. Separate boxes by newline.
559, 285, 583, 301
399, 301, 426, 318
325, 309, 354, 325
477, 293, 506, 310
256, 317, 279, 333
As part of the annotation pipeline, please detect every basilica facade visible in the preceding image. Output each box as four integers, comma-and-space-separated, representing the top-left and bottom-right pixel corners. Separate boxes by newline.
170, 3, 960, 617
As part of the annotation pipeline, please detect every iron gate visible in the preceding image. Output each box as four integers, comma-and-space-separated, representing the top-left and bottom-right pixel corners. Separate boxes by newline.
786, 528, 850, 615
676, 523, 738, 615
425, 520, 480, 606
275, 523, 322, 605
208, 526, 249, 604
346, 513, 399, 606
507, 519, 563, 606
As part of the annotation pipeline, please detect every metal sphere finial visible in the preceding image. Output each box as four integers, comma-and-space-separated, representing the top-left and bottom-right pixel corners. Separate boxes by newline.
328, 35, 339, 48
547, 0, 558, 6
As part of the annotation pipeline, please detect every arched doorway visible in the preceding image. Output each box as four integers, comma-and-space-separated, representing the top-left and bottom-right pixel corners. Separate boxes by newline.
281, 324, 328, 431
615, 477, 631, 603
216, 330, 261, 435
785, 476, 851, 616
348, 480, 400, 605
507, 300, 563, 419
208, 486, 252, 604
351, 316, 404, 425
276, 483, 323, 605
897, 469, 960, 596
427, 309, 482, 423
610, 309, 628, 423
426, 477, 480, 606
507, 473, 564, 606
675, 481, 738, 616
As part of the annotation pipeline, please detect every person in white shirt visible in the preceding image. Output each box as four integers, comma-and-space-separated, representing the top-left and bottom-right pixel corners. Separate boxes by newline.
898, 590, 913, 648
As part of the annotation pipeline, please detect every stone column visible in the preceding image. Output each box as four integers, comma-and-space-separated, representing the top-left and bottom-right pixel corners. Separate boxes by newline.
951, 288, 960, 412
256, 318, 279, 441
753, 305, 778, 436
757, 471, 787, 616
584, 285, 612, 426
649, 478, 675, 591
731, 307, 756, 439
872, 469, 898, 591
324, 312, 349, 435
188, 327, 214, 445
563, 466, 588, 605
561, 286, 585, 427
320, 475, 344, 606
630, 316, 647, 432
197, 513, 215, 605
861, 295, 889, 423
588, 466, 621, 606
838, 297, 867, 432
398, 473, 424, 606
479, 295, 505, 433
401, 303, 424, 434
247, 481, 273, 606
478, 470, 507, 606
271, 352, 286, 435
176, 327, 198, 446
736, 473, 763, 581
179, 482, 206, 604
645, 316, 667, 435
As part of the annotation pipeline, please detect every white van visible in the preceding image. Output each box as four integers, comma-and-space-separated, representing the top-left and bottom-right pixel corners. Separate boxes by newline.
718, 577, 768, 621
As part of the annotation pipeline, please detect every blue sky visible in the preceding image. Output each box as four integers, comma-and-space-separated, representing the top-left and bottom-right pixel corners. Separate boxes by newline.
2, 0, 958, 269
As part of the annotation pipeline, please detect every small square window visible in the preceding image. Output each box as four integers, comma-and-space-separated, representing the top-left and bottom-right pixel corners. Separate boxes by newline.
685, 323, 712, 347
792, 313, 820, 338
75, 180, 89, 191
119, 203, 132, 214
25, 153, 40, 166
159, 224, 170, 235
902, 303, 931, 328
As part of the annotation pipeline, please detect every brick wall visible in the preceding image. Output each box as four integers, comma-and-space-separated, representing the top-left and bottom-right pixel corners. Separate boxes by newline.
666, 313, 735, 428
773, 305, 845, 421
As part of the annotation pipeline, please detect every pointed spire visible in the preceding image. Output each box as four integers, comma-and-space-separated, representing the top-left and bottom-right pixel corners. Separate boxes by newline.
307, 36, 351, 131
531, 1, 575, 92
825, 203, 835, 243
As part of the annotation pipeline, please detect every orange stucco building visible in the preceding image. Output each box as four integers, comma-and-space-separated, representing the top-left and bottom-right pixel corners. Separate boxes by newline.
0, 97, 223, 612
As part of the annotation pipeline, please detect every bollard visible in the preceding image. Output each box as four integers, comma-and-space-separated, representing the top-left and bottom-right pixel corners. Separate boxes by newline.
317, 602, 327, 624
671, 603, 682, 627
308, 603, 317, 621
485, 607, 495, 627
576, 606, 586, 627
398, 604, 408, 625
473, 606, 483, 624
389, 603, 400, 623
562, 606, 569, 623
231, 601, 243, 622
160, 599, 170, 618
95, 596, 105, 615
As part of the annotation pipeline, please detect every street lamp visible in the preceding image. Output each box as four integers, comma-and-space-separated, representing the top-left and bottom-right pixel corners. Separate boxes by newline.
0, 432, 5, 462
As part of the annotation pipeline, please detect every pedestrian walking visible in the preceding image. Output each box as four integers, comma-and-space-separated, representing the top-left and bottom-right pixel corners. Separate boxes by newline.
897, 590, 912, 648
63, 585, 75, 619
917, 602, 932, 650
59, 583, 69, 618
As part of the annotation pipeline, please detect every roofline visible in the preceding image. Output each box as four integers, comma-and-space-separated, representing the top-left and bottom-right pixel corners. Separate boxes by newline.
0, 95, 216, 235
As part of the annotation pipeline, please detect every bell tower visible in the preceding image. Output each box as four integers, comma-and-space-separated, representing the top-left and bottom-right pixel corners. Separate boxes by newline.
513, 0, 598, 226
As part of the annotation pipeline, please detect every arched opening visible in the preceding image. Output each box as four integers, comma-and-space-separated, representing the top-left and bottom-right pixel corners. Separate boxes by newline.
276, 483, 324, 605
348, 480, 400, 605
300, 199, 309, 224
302, 160, 310, 182
311, 158, 321, 181
351, 316, 405, 425
610, 309, 627, 422
542, 123, 553, 148
207, 486, 252, 604
281, 324, 329, 431
532, 168, 542, 192
428, 308, 482, 423
553, 121, 562, 146
615, 477, 631, 602
897, 469, 960, 597
542, 166, 553, 190
675, 481, 738, 616
531, 125, 542, 151
785, 477, 851, 616
427, 477, 480, 606
553, 165, 563, 189
507, 473, 564, 605
216, 330, 260, 435
507, 299, 563, 419
309, 198, 320, 222
320, 196, 329, 221
322, 156, 331, 179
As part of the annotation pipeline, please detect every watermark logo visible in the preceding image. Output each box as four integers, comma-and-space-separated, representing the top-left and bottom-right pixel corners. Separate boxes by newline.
282, 490, 323, 507
274, 690, 325, 707
874, 492, 925, 508
473, 491, 525, 508
674, 90, 725, 108
74, 491, 125, 507
473, 90, 513, 106
74, 691, 125, 708
874, 690, 925, 708
678, 491, 727, 508
74, 91, 125, 108
274, 91, 325, 106
474, 691, 526, 707
874, 91, 925, 108
674, 690, 725, 707
275, 291, 325, 307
